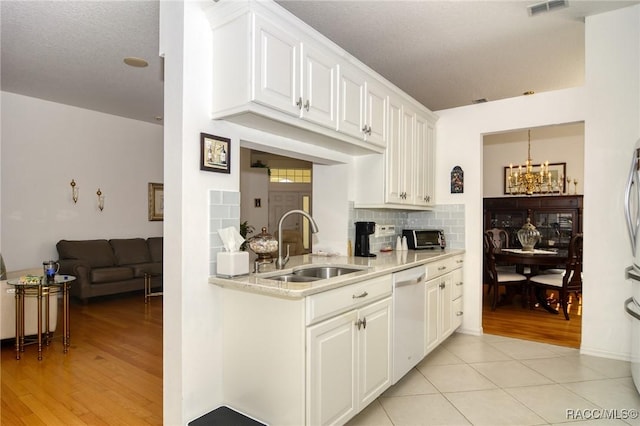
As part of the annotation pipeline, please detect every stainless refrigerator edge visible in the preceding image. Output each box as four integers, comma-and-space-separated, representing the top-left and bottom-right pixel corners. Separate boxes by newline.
623, 138, 640, 393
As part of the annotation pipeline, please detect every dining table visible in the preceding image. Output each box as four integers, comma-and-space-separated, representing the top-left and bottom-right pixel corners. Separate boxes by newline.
494, 247, 568, 314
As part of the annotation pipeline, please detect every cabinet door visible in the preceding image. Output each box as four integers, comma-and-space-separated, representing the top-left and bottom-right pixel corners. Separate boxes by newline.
337, 66, 366, 139
301, 43, 338, 128
401, 105, 416, 203
364, 80, 388, 147
307, 310, 358, 426
439, 273, 453, 341
424, 279, 439, 355
253, 15, 300, 116
385, 95, 405, 204
413, 113, 428, 206
413, 114, 435, 206
358, 297, 392, 408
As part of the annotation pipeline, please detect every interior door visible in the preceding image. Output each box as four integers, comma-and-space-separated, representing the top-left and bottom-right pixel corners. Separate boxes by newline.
269, 191, 302, 232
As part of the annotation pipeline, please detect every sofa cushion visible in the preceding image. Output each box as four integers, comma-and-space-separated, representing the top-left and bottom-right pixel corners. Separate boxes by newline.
91, 266, 135, 284
110, 238, 150, 266
147, 237, 163, 263
131, 262, 162, 278
57, 240, 116, 268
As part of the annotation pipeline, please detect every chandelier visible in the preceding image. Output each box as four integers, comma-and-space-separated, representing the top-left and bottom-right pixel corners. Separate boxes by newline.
507, 130, 551, 195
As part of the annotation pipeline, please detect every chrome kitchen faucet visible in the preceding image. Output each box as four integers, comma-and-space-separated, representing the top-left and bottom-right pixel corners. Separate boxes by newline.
276, 209, 319, 269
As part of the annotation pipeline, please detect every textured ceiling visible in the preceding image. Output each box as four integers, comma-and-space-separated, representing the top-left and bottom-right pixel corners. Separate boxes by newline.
276, 0, 639, 111
0, 1, 163, 124
1, 1, 638, 124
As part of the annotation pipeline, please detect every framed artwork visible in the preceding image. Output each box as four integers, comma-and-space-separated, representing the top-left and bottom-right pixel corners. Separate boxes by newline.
503, 162, 566, 195
200, 133, 230, 173
451, 165, 463, 193
148, 182, 164, 221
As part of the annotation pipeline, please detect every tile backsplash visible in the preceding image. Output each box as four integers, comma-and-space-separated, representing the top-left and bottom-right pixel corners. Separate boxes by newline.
349, 203, 465, 253
209, 190, 241, 275
209, 194, 465, 275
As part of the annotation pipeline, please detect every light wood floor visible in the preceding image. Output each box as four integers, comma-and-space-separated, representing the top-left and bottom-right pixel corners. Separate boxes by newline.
482, 284, 582, 348
1, 292, 163, 425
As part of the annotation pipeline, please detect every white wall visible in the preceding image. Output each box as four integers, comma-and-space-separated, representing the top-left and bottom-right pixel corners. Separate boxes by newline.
436, 87, 587, 337
582, 6, 640, 359
483, 123, 585, 197
0, 92, 163, 271
436, 4, 640, 358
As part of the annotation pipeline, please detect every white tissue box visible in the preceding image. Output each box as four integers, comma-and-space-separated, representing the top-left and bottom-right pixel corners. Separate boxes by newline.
217, 251, 249, 277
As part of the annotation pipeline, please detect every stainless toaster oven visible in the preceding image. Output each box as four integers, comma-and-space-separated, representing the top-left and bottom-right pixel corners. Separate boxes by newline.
402, 229, 446, 250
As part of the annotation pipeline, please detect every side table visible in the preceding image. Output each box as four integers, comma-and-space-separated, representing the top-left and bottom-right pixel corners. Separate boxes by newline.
144, 272, 163, 303
7, 275, 75, 360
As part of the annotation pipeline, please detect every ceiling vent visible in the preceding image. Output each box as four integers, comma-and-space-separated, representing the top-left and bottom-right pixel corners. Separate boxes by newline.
528, 0, 568, 16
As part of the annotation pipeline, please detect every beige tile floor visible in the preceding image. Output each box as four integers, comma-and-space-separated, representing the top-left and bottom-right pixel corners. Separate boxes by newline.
347, 333, 640, 426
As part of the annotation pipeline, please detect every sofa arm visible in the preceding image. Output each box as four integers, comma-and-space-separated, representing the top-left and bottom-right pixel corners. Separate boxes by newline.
58, 259, 92, 301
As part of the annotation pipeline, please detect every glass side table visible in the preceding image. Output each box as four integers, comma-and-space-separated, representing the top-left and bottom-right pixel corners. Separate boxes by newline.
144, 272, 163, 303
7, 275, 75, 360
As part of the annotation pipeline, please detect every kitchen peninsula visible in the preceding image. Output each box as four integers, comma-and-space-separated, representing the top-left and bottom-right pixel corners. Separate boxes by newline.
210, 249, 464, 425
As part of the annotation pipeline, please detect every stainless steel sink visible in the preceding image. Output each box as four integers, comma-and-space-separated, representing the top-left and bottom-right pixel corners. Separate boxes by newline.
292, 266, 365, 279
265, 274, 321, 283
261, 265, 368, 283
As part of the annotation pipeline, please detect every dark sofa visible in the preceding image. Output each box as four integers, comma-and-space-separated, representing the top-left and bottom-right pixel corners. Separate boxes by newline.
56, 237, 162, 302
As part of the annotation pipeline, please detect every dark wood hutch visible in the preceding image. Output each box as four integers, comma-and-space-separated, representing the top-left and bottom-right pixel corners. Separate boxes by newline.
483, 195, 583, 249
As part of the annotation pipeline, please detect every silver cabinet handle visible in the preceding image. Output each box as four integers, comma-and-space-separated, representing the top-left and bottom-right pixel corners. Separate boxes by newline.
362, 317, 367, 329
366, 125, 372, 135
362, 125, 368, 133
456, 311, 464, 316
352, 291, 368, 299
439, 282, 446, 289
296, 97, 302, 109
456, 281, 463, 286
304, 100, 310, 111
438, 266, 447, 271
355, 317, 367, 330
456, 259, 464, 264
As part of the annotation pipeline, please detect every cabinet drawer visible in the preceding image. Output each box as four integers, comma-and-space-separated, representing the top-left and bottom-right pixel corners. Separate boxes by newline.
426, 255, 464, 280
306, 275, 392, 325
453, 297, 463, 328
452, 268, 464, 300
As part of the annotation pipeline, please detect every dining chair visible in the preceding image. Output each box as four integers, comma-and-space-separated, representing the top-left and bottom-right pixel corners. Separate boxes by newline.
485, 228, 531, 276
483, 232, 529, 310
528, 233, 583, 320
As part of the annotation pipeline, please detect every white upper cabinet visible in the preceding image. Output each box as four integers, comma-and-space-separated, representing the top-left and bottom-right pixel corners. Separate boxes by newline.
208, 0, 438, 155
254, 14, 338, 129
253, 14, 300, 116
412, 111, 436, 207
338, 67, 387, 148
301, 43, 338, 128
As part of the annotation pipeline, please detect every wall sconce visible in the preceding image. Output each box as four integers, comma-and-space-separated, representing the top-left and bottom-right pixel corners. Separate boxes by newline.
70, 179, 79, 203
96, 188, 104, 211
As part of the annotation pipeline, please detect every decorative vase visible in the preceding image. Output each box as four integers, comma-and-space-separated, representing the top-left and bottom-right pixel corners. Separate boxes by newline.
517, 217, 540, 252
247, 227, 278, 261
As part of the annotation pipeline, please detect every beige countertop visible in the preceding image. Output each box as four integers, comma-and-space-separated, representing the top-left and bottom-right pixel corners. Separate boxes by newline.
209, 248, 465, 299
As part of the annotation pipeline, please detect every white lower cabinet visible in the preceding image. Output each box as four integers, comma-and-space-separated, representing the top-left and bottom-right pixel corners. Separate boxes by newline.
221, 274, 392, 426
307, 297, 392, 425
424, 255, 464, 356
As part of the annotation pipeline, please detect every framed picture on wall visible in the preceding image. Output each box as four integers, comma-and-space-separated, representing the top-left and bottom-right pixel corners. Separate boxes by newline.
200, 133, 231, 173
148, 182, 164, 221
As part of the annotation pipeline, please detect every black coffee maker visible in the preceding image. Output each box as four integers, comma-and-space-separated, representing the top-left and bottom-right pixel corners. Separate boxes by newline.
354, 221, 376, 257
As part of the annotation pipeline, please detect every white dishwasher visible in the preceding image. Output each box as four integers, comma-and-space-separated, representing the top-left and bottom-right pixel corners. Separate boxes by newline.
392, 265, 426, 384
